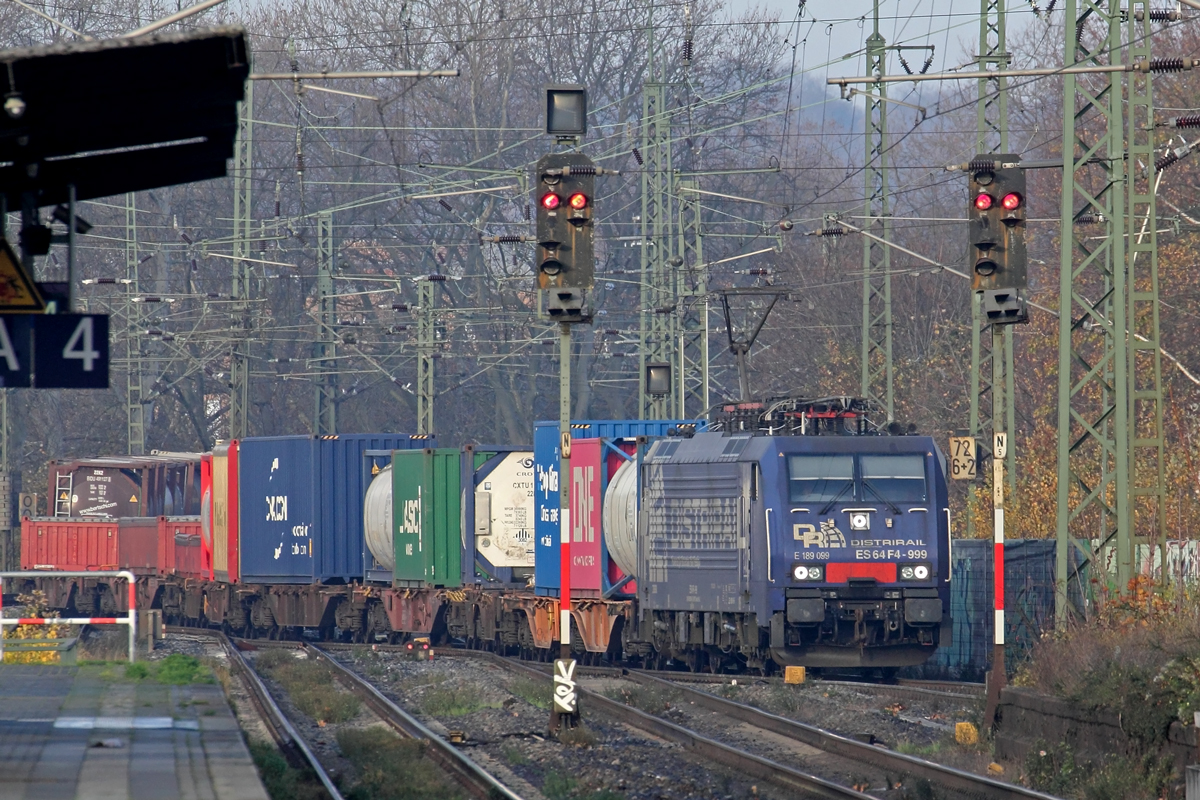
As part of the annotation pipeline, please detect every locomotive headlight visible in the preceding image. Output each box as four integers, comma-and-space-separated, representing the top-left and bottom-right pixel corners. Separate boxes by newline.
808, 566, 822, 581
849, 513, 869, 531
900, 563, 932, 581
793, 565, 809, 581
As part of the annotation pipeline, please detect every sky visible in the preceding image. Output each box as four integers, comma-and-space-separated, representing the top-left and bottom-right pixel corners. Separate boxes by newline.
722, 0, 1041, 110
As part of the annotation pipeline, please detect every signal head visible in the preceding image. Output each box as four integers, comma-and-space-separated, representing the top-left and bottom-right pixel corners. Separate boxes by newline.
1001, 192, 1022, 211
568, 192, 588, 210
541, 192, 562, 210
974, 193, 994, 211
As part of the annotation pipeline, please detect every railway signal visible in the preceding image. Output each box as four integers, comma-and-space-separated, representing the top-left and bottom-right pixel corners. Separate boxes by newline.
967, 156, 1028, 324
534, 152, 597, 321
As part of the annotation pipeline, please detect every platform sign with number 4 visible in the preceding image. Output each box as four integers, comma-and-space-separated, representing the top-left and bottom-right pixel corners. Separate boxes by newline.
33, 314, 109, 388
949, 436, 977, 481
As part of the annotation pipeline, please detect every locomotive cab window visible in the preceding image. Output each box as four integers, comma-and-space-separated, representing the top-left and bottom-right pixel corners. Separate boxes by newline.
787, 455, 854, 503
860, 455, 927, 503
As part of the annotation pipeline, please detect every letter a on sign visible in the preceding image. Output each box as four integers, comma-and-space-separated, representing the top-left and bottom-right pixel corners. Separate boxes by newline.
0, 315, 31, 387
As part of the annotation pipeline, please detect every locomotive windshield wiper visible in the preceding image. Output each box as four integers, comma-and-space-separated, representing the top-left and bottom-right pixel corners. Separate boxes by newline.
818, 482, 853, 515
862, 478, 902, 515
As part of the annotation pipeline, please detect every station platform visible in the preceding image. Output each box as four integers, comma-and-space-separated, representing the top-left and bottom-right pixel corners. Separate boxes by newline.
0, 664, 269, 800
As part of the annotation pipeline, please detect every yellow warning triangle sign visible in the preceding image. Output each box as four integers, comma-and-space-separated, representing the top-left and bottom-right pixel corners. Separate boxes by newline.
58, 491, 68, 499
129, 494, 138, 503
0, 239, 45, 313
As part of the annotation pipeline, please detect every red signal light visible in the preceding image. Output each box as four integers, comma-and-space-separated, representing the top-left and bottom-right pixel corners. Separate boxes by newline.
541, 192, 562, 210
569, 192, 588, 210
974, 193, 994, 211
1001, 192, 1022, 211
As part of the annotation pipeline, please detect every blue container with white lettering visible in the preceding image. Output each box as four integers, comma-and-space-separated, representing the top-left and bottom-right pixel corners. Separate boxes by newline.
237, 433, 430, 584
532, 420, 706, 595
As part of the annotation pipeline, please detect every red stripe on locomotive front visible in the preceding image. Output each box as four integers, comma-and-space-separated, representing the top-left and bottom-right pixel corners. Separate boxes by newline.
824, 562, 898, 583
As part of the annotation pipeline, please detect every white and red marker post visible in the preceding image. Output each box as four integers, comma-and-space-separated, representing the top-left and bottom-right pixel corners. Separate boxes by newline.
984, 431, 1007, 725
550, 321, 579, 731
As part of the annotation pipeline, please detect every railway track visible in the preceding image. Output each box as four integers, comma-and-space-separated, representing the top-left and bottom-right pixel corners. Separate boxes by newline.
171, 628, 525, 800
426, 648, 1061, 800
196, 629, 344, 800
301, 642, 525, 800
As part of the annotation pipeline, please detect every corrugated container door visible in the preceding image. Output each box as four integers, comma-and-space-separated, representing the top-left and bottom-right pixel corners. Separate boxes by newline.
237, 437, 318, 583
392, 449, 427, 585
428, 449, 461, 587
314, 434, 422, 584
212, 446, 230, 580
391, 448, 461, 588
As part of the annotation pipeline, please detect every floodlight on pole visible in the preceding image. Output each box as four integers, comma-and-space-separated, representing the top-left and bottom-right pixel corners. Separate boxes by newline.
545, 85, 587, 137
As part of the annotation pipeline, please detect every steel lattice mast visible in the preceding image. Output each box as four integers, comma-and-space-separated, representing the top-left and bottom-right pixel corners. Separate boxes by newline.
1125, 0, 1167, 583
638, 4, 677, 420
676, 179, 708, 418
861, 2, 894, 422
125, 193, 145, 455
416, 277, 436, 435
1055, 0, 1131, 619
314, 211, 337, 435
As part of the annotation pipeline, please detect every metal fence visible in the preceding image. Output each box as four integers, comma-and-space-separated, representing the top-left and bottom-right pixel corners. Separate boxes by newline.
0, 570, 137, 663
909, 540, 1085, 681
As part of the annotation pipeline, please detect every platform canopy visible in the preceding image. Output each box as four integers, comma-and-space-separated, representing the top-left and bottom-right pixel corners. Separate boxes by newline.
0, 26, 249, 209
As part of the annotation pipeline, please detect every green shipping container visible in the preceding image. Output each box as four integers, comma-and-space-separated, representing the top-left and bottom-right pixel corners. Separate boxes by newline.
392, 448, 462, 587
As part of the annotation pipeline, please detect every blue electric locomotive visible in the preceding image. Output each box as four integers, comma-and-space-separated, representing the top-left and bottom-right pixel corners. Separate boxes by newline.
636, 405, 950, 671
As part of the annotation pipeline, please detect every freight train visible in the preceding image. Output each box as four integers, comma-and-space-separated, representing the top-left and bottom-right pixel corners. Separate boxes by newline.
14, 400, 950, 671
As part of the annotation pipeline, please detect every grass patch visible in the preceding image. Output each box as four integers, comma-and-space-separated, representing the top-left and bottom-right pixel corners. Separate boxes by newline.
895, 739, 945, 757
156, 654, 211, 685
254, 648, 298, 671
1022, 740, 1175, 799
125, 662, 150, 680
508, 677, 551, 710
604, 684, 682, 716
557, 723, 597, 748
337, 727, 462, 800
256, 655, 361, 725
247, 738, 328, 800
419, 684, 498, 717
501, 744, 528, 765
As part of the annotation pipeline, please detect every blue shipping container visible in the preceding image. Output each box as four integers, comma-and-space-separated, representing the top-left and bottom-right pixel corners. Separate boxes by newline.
238, 434, 430, 584
533, 420, 705, 592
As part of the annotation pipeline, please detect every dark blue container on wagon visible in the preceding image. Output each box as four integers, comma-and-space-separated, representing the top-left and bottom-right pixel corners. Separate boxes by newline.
238, 434, 430, 584
533, 419, 706, 593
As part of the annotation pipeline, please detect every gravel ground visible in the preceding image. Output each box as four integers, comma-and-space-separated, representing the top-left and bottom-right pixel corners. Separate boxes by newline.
332, 647, 811, 800
569, 671, 1018, 791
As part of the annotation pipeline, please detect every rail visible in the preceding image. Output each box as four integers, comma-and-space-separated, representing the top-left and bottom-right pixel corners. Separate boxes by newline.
303, 643, 525, 800
621, 668, 1061, 800
435, 648, 1061, 800
0, 570, 136, 662
167, 627, 343, 800
445, 649, 875, 800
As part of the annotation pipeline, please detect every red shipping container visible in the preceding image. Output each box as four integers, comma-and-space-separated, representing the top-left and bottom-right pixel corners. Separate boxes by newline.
568, 439, 604, 595
21, 517, 157, 573
112, 518, 159, 573
200, 454, 213, 580
159, 517, 204, 579
212, 440, 240, 583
